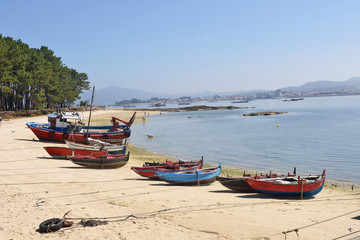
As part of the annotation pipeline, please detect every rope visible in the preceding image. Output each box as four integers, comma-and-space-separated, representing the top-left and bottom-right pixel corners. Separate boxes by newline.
332, 229, 360, 240
64, 187, 184, 206
2, 177, 135, 185
0, 146, 45, 152
285, 208, 360, 232
33, 184, 153, 200
25, 180, 359, 207
0, 169, 94, 177
261, 208, 360, 240
320, 223, 360, 240
57, 206, 360, 238
0, 158, 45, 163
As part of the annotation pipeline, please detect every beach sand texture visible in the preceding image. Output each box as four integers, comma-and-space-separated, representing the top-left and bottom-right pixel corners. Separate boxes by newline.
0, 110, 359, 240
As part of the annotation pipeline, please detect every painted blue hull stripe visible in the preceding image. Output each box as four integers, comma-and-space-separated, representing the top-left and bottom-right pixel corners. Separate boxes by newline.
256, 185, 324, 197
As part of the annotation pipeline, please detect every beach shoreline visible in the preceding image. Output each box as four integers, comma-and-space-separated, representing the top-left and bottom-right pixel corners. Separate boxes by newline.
0, 110, 359, 240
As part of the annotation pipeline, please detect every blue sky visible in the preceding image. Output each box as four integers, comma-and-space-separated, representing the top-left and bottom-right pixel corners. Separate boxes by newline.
1, 0, 360, 94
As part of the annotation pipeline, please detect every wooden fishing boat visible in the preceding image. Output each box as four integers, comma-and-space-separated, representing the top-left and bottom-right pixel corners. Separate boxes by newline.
69, 152, 130, 169
26, 111, 136, 143
156, 164, 221, 185
245, 170, 326, 198
44, 146, 109, 159
216, 168, 297, 193
143, 158, 202, 167
131, 157, 204, 180
65, 138, 126, 152
216, 176, 257, 192
143, 160, 179, 167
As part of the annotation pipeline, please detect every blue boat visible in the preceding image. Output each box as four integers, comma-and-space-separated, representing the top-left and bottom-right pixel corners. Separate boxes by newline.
156, 163, 221, 185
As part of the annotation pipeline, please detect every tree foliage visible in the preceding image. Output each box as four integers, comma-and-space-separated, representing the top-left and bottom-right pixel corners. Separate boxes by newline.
0, 35, 90, 110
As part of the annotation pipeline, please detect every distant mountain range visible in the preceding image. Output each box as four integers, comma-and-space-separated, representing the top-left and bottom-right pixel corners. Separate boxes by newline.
280, 77, 360, 92
81, 87, 253, 106
80, 77, 360, 106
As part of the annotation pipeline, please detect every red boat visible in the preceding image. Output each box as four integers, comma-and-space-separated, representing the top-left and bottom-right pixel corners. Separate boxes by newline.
216, 169, 296, 193
245, 170, 326, 198
44, 146, 109, 159
143, 159, 192, 167
131, 157, 204, 180
69, 152, 130, 169
26, 111, 136, 143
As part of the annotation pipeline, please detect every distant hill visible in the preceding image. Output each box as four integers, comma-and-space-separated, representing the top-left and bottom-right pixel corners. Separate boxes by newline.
280, 77, 360, 92
79, 77, 360, 105
80, 86, 251, 106
80, 86, 168, 106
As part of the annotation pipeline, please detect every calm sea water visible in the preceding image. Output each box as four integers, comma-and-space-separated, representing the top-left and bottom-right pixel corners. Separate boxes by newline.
130, 95, 360, 185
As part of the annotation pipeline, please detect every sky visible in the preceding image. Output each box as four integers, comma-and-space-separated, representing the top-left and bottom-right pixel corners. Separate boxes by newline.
1, 0, 360, 94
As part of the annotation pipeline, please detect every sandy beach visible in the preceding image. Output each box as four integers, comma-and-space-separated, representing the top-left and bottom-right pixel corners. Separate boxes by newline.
0, 109, 359, 240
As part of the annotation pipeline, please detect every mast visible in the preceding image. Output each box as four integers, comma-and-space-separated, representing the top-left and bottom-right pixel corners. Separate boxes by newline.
85, 86, 95, 139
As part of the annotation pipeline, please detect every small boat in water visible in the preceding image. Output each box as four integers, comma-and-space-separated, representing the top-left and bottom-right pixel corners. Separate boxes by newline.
156, 163, 221, 185
131, 158, 204, 180
69, 152, 130, 169
245, 170, 325, 198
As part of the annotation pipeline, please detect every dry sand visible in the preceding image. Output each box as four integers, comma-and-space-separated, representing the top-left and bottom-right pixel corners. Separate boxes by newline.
0, 109, 359, 240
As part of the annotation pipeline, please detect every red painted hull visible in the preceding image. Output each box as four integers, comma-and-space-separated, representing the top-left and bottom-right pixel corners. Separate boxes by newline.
44, 147, 108, 159
131, 159, 203, 180
245, 171, 326, 197
28, 125, 129, 143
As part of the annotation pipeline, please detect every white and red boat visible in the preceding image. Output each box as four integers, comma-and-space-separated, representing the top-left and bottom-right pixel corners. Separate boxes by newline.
44, 141, 127, 159
26, 111, 136, 143
44, 146, 109, 159
65, 138, 126, 152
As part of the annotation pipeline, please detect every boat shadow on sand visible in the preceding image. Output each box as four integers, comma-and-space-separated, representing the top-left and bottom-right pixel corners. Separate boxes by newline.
209, 189, 254, 194
124, 178, 161, 182
148, 182, 217, 187
16, 138, 65, 144
58, 166, 96, 169
236, 193, 317, 200
37, 156, 69, 161
209, 190, 274, 199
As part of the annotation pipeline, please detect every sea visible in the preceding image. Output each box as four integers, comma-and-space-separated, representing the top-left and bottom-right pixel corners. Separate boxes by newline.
129, 95, 360, 185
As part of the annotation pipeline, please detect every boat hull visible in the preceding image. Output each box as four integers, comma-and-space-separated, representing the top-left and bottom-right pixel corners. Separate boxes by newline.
253, 184, 325, 197
245, 172, 325, 197
131, 166, 176, 179
131, 159, 203, 180
156, 166, 221, 185
65, 140, 125, 152
216, 177, 256, 192
69, 152, 130, 169
44, 147, 108, 159
27, 123, 130, 143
